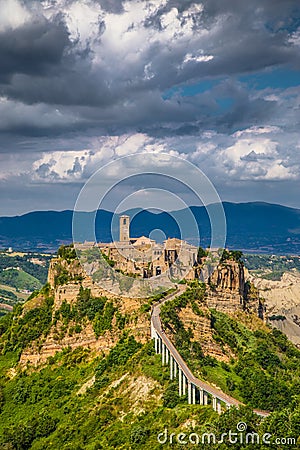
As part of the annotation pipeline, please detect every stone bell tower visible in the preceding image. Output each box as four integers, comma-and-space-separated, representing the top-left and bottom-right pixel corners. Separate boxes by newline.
119, 215, 130, 242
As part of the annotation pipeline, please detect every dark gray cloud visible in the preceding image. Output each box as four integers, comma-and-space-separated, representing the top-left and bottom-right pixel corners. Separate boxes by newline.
201, 0, 299, 18
0, 0, 299, 214
0, 0, 298, 137
0, 15, 71, 80
94, 0, 124, 14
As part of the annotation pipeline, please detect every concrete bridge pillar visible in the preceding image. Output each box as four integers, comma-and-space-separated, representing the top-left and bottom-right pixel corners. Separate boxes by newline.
154, 335, 159, 354
212, 396, 217, 411
199, 388, 204, 405
157, 337, 162, 354
179, 368, 183, 396
203, 391, 208, 405
166, 347, 169, 364
174, 360, 177, 379
217, 399, 222, 414
192, 384, 196, 405
188, 381, 192, 404
170, 355, 173, 380
182, 375, 186, 396
162, 343, 166, 365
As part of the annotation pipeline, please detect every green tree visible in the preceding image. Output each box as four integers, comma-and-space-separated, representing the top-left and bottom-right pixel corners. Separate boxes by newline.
197, 246, 207, 261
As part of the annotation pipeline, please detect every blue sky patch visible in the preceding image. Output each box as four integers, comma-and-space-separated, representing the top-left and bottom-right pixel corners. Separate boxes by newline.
239, 67, 300, 90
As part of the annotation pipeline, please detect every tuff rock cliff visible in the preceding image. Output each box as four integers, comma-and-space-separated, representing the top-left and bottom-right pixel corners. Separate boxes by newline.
20, 257, 151, 366
161, 259, 265, 364
20, 253, 262, 366
206, 260, 263, 316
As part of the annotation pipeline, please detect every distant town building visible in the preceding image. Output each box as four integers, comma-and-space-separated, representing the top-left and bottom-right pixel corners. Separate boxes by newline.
75, 215, 199, 279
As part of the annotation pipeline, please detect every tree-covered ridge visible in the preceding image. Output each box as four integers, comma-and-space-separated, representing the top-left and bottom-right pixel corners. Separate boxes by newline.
219, 249, 243, 263
0, 336, 299, 449
243, 253, 300, 280
0, 283, 54, 355
0, 288, 17, 302
57, 244, 77, 262
0, 269, 42, 292
53, 286, 121, 339
160, 282, 300, 413
210, 310, 300, 411
0, 253, 50, 285
160, 282, 207, 366
197, 247, 244, 264
0, 252, 51, 315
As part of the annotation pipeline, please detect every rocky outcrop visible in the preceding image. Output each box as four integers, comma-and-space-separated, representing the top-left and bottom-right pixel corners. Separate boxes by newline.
20, 257, 151, 366
20, 255, 261, 366
250, 271, 300, 313
206, 261, 246, 313
163, 261, 263, 362
249, 271, 300, 346
209, 261, 245, 292
177, 305, 234, 363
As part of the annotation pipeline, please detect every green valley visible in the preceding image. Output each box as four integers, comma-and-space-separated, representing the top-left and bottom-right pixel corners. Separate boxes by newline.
0, 252, 51, 315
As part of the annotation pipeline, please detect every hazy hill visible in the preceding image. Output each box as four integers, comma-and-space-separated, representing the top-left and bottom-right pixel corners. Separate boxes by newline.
0, 202, 299, 253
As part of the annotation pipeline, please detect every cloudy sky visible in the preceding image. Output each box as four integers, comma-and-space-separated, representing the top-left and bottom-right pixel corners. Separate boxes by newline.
0, 0, 300, 215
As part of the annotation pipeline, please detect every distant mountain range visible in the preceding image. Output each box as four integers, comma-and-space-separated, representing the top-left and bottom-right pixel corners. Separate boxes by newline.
0, 202, 300, 254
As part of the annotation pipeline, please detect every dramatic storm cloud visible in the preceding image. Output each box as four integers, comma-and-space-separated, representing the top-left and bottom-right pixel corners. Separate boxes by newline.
0, 0, 299, 214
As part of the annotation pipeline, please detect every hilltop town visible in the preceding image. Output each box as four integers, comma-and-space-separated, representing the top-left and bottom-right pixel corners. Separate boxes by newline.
75, 214, 199, 280
17, 218, 260, 367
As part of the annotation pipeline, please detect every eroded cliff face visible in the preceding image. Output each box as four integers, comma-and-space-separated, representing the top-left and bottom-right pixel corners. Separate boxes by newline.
248, 270, 300, 347
163, 260, 264, 363
177, 304, 235, 363
20, 256, 261, 366
20, 258, 151, 366
250, 271, 300, 313
205, 261, 245, 312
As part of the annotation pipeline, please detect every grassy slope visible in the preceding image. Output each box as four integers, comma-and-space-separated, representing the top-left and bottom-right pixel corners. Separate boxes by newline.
0, 342, 219, 450
0, 269, 42, 291
0, 253, 50, 284
0, 253, 50, 309
0, 339, 299, 449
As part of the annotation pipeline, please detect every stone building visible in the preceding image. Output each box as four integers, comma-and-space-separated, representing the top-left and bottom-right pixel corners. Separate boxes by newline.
76, 215, 198, 279
119, 215, 130, 242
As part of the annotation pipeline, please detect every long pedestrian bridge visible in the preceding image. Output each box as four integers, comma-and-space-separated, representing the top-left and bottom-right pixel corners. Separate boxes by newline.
151, 285, 269, 417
